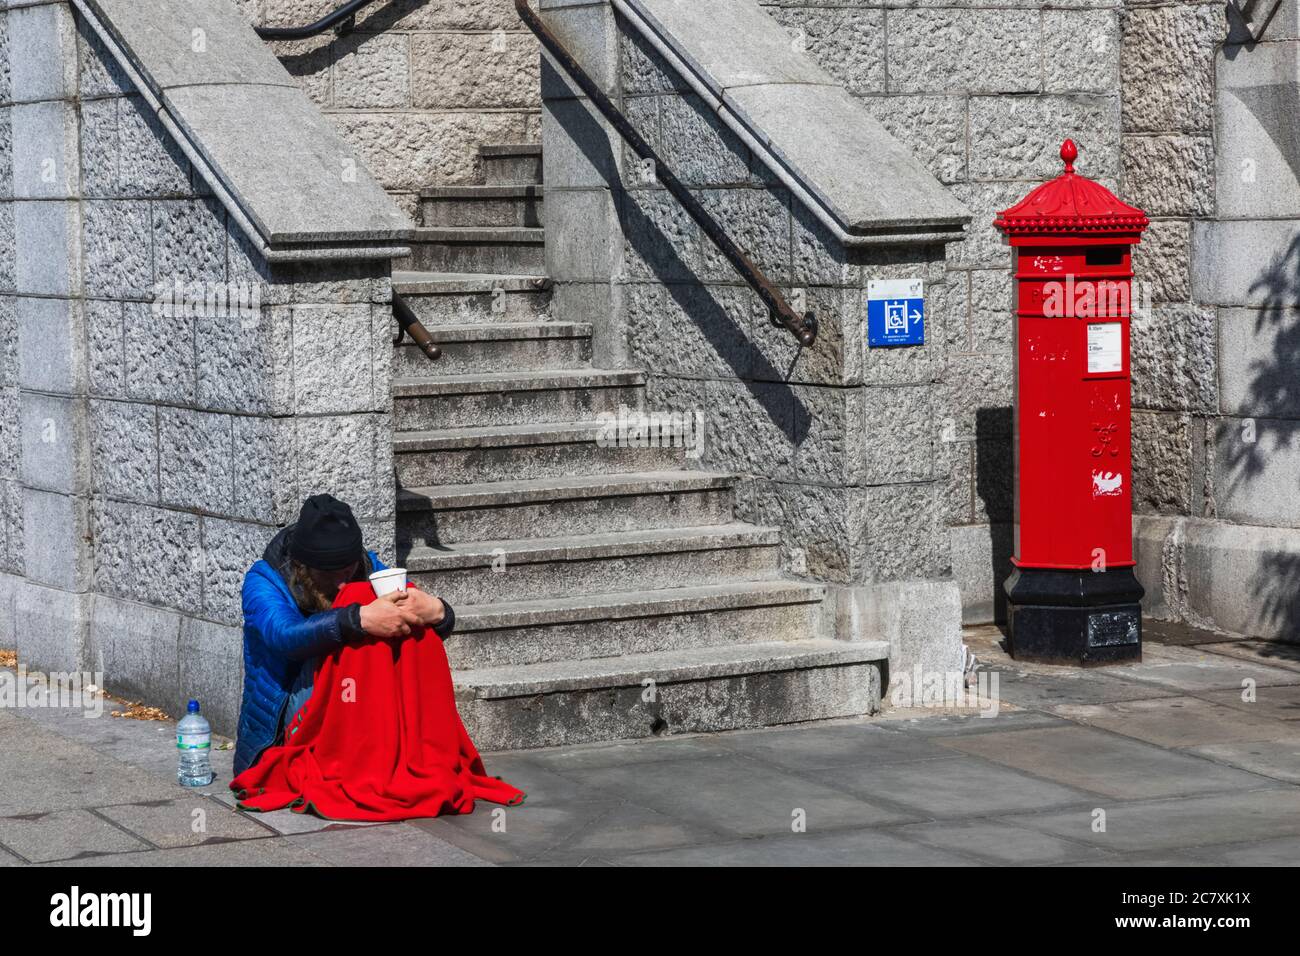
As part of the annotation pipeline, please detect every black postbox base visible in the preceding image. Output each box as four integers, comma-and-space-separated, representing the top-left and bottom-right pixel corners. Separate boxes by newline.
1004, 566, 1144, 666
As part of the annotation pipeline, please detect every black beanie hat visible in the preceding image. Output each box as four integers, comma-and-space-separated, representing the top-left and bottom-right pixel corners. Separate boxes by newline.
290, 494, 363, 570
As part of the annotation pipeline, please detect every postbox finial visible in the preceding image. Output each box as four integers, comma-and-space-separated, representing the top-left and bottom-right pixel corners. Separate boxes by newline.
1060, 139, 1078, 174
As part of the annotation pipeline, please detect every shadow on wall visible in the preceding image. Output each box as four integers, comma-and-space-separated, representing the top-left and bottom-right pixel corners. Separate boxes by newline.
547, 61, 813, 449
272, 0, 416, 72
1219, 231, 1300, 637
975, 406, 1014, 622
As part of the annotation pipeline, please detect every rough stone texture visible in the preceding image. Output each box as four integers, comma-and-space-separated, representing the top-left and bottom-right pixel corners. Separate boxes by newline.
1122, 133, 1214, 218
886, 9, 1040, 95
0, 6, 400, 736
969, 95, 1121, 182
1130, 303, 1217, 414
767, 6, 886, 96
1132, 410, 1195, 515
246, 0, 542, 207
1121, 4, 1223, 134
863, 95, 967, 185
1133, 218, 1191, 304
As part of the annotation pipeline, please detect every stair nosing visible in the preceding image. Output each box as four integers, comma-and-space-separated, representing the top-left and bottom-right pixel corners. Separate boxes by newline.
419, 185, 544, 199
397, 469, 735, 510
394, 321, 591, 345
402, 522, 782, 571
391, 271, 552, 296
392, 368, 646, 397
454, 638, 889, 700
410, 226, 544, 244
393, 420, 609, 452
450, 580, 827, 632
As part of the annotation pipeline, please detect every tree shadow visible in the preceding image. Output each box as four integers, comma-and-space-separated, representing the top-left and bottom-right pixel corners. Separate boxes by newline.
1219, 230, 1300, 639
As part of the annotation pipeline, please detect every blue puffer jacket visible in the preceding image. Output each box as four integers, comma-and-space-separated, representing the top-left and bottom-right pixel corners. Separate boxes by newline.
233, 527, 455, 777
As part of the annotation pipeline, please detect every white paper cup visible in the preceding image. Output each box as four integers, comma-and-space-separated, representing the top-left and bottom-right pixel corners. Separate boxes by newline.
369, 567, 408, 597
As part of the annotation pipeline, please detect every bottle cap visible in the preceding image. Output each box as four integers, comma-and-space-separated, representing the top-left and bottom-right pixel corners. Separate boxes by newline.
188, 699, 200, 713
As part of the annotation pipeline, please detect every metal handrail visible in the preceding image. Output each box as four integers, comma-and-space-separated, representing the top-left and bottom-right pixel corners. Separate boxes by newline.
514, 0, 817, 346
253, 0, 379, 40
392, 292, 442, 361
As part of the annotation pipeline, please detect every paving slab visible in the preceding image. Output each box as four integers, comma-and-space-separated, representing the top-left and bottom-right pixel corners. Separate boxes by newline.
518, 733, 738, 772
1047, 697, 1298, 749
990, 668, 1178, 709
938, 725, 1275, 800
1001, 787, 1300, 854
42, 835, 332, 867
95, 795, 276, 848
1186, 738, 1300, 785
1103, 647, 1300, 693
284, 821, 495, 867
525, 801, 725, 863
0, 808, 151, 863
605, 828, 978, 867
550, 754, 919, 838
1179, 834, 1300, 866
1194, 640, 1300, 674
1194, 683, 1300, 722
709, 722, 958, 771
412, 798, 624, 864
0, 711, 178, 815
813, 754, 1097, 820
206, 789, 392, 836
871, 710, 1070, 737
888, 819, 1112, 866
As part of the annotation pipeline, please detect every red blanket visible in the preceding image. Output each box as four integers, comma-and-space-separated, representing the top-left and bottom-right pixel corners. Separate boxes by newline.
230, 582, 525, 821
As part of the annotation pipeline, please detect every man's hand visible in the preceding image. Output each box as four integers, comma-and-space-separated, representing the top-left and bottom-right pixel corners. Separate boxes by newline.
358, 592, 423, 639
395, 588, 446, 627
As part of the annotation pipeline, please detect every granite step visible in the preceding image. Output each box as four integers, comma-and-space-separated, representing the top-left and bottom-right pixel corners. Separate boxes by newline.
453, 638, 888, 751
393, 420, 686, 486
397, 469, 736, 545
443, 580, 828, 670
398, 227, 546, 276
392, 368, 646, 430
392, 272, 553, 326
392, 321, 591, 377
420, 184, 545, 228
480, 142, 543, 185
402, 523, 783, 605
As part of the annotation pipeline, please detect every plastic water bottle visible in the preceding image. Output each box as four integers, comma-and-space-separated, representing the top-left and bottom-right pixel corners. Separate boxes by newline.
176, 699, 214, 787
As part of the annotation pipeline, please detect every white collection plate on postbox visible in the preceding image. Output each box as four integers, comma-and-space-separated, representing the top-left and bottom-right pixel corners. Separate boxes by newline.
1086, 322, 1123, 374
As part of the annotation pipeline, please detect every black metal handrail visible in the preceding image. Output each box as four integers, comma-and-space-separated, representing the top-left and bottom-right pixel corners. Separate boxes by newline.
514, 0, 817, 346
253, 0, 379, 40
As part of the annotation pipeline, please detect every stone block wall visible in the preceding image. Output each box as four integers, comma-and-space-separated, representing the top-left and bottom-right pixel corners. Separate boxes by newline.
756, 0, 1128, 621
541, 0, 963, 604
242, 0, 542, 217
0, 0, 398, 732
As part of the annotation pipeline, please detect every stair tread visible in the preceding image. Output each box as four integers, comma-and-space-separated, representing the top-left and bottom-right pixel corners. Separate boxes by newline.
410, 226, 544, 243
396, 321, 590, 344
420, 184, 544, 198
403, 521, 781, 568
453, 579, 826, 630
392, 368, 645, 396
391, 271, 552, 294
394, 419, 609, 451
399, 469, 734, 509
454, 638, 890, 699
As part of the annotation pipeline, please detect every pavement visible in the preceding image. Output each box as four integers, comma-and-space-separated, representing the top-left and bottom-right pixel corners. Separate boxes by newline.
1, 622, 1298, 867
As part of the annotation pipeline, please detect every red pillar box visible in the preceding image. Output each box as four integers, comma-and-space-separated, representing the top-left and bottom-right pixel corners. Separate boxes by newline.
993, 140, 1150, 665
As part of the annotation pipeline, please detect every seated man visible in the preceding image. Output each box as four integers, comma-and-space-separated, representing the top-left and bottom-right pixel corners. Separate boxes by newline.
233, 493, 455, 777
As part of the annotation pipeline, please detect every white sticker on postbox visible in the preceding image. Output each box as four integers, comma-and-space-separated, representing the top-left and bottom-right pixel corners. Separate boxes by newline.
1087, 322, 1122, 373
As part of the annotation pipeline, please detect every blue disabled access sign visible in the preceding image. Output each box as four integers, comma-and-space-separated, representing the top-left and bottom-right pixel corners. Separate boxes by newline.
867, 279, 925, 347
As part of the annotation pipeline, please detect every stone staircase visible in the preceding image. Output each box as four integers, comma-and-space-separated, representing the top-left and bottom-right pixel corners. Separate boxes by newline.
391, 143, 887, 751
